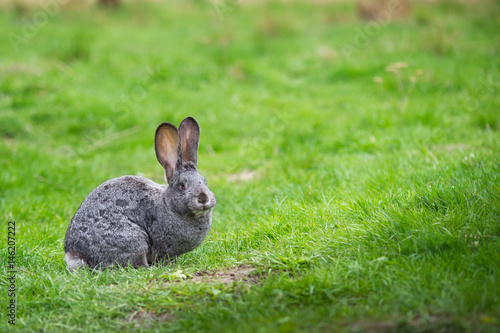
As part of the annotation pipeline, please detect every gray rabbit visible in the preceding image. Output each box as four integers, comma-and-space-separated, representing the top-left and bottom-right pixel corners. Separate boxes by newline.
64, 117, 216, 271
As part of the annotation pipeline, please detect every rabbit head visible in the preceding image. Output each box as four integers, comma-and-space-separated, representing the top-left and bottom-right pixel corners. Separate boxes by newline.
155, 117, 216, 218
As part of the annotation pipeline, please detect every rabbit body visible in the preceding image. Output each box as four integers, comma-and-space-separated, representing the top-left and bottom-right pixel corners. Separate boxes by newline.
64, 117, 216, 270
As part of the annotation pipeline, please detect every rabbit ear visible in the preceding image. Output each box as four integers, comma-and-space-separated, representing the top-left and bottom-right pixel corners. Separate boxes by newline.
155, 122, 181, 184
178, 117, 200, 166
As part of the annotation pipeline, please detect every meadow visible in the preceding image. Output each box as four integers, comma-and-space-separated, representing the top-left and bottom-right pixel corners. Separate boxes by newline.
0, 0, 499, 331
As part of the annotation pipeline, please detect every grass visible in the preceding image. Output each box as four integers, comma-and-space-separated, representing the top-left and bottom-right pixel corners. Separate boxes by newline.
1, 0, 499, 331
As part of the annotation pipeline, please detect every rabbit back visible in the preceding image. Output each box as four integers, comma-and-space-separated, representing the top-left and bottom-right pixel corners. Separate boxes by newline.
64, 176, 162, 269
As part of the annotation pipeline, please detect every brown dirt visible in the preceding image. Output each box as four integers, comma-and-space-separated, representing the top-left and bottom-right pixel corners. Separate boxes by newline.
190, 264, 260, 285
123, 309, 174, 328
227, 170, 257, 183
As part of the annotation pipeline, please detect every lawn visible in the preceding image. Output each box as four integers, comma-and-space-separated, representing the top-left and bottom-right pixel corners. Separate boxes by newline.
1, 0, 499, 332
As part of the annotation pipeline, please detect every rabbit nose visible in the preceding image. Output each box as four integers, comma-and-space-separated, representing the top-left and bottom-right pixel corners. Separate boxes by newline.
198, 192, 209, 205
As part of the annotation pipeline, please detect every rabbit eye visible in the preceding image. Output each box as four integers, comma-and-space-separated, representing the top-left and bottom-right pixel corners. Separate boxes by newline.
180, 182, 187, 190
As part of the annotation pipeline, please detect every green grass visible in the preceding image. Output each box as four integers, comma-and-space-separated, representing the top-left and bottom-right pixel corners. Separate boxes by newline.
1, 0, 499, 331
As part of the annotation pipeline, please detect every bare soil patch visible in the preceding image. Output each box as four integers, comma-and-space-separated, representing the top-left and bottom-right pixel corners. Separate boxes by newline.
123, 309, 174, 328
190, 264, 260, 285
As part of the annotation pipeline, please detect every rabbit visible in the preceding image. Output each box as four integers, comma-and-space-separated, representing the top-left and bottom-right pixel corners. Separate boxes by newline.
64, 117, 216, 271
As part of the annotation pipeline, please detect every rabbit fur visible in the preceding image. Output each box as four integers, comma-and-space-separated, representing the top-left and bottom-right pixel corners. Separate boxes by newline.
64, 117, 216, 271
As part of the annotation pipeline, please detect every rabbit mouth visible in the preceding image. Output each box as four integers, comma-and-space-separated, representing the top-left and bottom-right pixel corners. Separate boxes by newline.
192, 207, 212, 218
